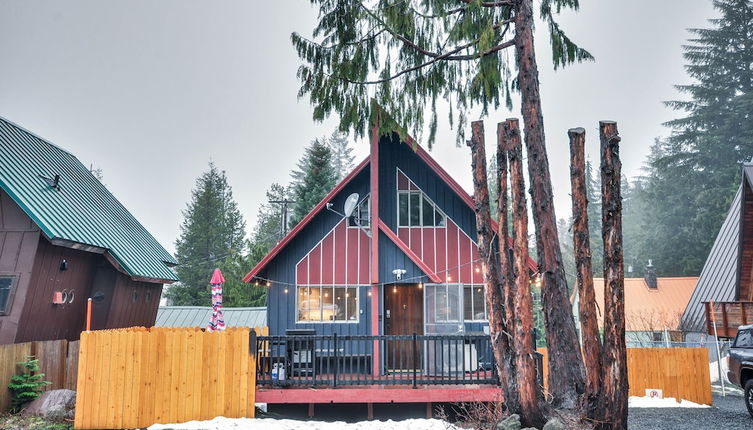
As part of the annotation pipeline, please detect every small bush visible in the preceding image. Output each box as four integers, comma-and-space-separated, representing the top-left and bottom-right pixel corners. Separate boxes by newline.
436, 401, 507, 430
8, 355, 51, 413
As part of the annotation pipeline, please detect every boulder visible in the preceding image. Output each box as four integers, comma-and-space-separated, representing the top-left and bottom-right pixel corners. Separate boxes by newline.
21, 389, 76, 421
543, 418, 566, 430
497, 414, 522, 430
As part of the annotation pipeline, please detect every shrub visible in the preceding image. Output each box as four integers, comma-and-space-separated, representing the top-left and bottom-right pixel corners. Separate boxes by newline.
8, 355, 51, 413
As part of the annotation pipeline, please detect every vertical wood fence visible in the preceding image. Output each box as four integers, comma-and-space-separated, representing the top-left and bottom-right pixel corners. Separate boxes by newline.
537, 347, 712, 405
74, 326, 267, 430
0, 339, 79, 412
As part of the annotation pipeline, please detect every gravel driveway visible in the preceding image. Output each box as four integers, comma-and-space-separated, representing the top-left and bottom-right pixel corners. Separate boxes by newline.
629, 387, 751, 430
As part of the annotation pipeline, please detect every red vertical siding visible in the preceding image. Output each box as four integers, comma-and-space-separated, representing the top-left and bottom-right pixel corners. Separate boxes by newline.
334, 223, 347, 285
471, 246, 482, 284
321, 233, 334, 285
435, 227, 447, 281
359, 229, 370, 284
297, 256, 308, 285
309, 244, 322, 285
446, 222, 460, 283
422, 229, 435, 274
459, 234, 472, 284
346, 228, 359, 285
409, 229, 422, 259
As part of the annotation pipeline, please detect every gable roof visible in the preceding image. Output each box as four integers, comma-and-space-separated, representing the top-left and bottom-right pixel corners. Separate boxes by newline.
0, 116, 178, 282
681, 174, 748, 332
595, 277, 698, 331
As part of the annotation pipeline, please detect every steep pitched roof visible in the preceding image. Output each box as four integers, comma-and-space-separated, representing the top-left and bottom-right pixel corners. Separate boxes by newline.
0, 116, 178, 282
595, 277, 698, 331
681, 180, 746, 332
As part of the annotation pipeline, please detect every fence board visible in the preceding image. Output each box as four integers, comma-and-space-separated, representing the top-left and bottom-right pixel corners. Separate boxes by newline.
74, 326, 264, 429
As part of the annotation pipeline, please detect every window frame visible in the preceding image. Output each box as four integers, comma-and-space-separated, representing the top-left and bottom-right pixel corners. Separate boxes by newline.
348, 195, 371, 229
397, 190, 447, 228
733, 329, 753, 348
0, 273, 19, 316
463, 284, 488, 322
295, 285, 361, 324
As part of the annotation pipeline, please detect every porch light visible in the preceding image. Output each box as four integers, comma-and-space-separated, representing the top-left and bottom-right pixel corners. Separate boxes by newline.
284, 288, 289, 294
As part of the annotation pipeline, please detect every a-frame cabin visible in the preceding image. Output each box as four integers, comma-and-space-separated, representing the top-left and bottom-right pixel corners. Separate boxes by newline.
243, 107, 536, 409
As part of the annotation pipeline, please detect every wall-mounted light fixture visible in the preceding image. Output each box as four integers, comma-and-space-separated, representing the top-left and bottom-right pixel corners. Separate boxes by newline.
392, 269, 406, 280
59, 259, 68, 271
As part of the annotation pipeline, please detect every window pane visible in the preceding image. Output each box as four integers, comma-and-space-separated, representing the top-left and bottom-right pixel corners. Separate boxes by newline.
463, 287, 473, 320
333, 287, 346, 321
436, 286, 449, 322
0, 277, 12, 314
436, 210, 446, 227
322, 287, 335, 321
422, 197, 435, 226
359, 198, 370, 226
447, 285, 460, 321
299, 287, 321, 321
346, 287, 358, 321
409, 192, 421, 226
398, 193, 409, 226
473, 286, 486, 320
736, 330, 753, 347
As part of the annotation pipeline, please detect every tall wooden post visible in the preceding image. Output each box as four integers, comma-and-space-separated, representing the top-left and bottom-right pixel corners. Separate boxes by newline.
468, 120, 515, 410
514, 0, 586, 409
599, 121, 628, 430
370, 108, 381, 378
568, 127, 603, 418
506, 118, 546, 428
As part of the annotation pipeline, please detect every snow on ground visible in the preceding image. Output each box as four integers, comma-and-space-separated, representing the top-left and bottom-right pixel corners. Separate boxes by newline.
149, 417, 459, 430
628, 396, 710, 408
708, 359, 731, 384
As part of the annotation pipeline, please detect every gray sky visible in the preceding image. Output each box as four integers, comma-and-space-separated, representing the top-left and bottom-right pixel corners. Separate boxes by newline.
0, 0, 716, 255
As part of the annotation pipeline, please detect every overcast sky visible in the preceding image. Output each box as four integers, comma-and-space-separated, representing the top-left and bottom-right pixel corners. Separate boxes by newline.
0, 0, 716, 255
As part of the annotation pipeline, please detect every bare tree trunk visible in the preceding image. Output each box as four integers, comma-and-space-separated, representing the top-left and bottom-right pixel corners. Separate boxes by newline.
468, 120, 517, 412
495, 121, 521, 412
513, 0, 585, 409
506, 118, 546, 428
598, 121, 628, 430
568, 128, 604, 420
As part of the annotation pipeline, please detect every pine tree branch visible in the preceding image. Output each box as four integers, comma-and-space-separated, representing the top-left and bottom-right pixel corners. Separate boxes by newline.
457, 0, 514, 7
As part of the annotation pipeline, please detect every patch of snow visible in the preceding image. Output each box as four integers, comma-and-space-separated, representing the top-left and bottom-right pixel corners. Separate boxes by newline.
149, 417, 460, 430
709, 359, 731, 384
628, 396, 709, 408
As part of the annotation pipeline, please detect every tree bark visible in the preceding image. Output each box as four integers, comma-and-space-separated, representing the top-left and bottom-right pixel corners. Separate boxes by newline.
506, 118, 546, 428
598, 121, 628, 430
568, 127, 604, 420
513, 0, 585, 409
496, 121, 518, 388
468, 120, 517, 412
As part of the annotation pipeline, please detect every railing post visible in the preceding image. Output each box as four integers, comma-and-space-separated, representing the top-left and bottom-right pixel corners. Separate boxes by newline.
333, 333, 338, 388
412, 333, 417, 389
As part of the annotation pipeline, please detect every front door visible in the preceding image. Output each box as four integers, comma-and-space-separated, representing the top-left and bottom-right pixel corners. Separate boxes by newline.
384, 284, 423, 371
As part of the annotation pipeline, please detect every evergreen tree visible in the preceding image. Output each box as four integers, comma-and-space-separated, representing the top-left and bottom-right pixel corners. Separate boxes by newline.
167, 162, 250, 306
326, 131, 356, 181
290, 140, 338, 227
635, 0, 753, 276
250, 183, 290, 253
585, 160, 604, 276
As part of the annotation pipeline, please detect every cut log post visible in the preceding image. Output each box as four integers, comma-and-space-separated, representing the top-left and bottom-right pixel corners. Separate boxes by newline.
506, 118, 546, 428
496, 121, 516, 340
468, 120, 515, 411
568, 127, 603, 419
599, 120, 628, 430
514, 0, 586, 409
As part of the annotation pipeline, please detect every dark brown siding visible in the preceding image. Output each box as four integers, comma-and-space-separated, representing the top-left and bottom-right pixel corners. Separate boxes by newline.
0, 189, 41, 344
739, 182, 753, 301
104, 272, 162, 328
15, 238, 96, 342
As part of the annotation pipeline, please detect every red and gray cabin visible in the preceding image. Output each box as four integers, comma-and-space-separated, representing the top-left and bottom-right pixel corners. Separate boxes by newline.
244, 107, 536, 407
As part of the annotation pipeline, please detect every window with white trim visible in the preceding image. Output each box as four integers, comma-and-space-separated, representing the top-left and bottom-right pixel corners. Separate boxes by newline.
348, 196, 370, 228
0, 276, 16, 315
463, 285, 487, 321
398, 191, 446, 227
297, 286, 359, 322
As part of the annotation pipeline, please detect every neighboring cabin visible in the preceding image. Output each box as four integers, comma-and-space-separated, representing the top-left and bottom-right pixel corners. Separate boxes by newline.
242, 108, 536, 372
0, 117, 177, 344
682, 162, 753, 340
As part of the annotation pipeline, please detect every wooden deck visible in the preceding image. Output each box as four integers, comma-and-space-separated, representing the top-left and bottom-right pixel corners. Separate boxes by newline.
256, 384, 504, 404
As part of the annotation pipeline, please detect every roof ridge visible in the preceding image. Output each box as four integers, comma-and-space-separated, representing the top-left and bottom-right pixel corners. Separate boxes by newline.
0, 116, 76, 157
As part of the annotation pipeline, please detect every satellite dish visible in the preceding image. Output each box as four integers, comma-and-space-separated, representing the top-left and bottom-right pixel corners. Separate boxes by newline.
343, 193, 360, 218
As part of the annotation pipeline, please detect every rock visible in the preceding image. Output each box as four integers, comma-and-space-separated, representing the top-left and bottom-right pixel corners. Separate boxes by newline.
543, 418, 566, 430
21, 389, 76, 421
497, 414, 522, 430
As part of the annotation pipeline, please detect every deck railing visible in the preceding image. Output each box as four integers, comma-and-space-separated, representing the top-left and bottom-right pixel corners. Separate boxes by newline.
253, 333, 514, 387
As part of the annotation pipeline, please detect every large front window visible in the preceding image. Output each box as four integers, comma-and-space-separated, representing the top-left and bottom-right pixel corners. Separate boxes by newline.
297, 286, 359, 322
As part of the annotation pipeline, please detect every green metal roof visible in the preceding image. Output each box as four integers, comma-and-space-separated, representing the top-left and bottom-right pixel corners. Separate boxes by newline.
0, 116, 178, 282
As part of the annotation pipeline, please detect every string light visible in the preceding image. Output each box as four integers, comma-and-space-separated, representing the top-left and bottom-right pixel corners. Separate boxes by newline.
475, 266, 480, 273
284, 288, 288, 294
393, 286, 397, 293
266, 281, 271, 287
418, 282, 423, 289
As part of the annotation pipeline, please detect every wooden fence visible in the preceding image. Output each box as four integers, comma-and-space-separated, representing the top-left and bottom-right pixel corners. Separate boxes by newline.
537, 347, 712, 405
0, 339, 79, 412
74, 326, 267, 430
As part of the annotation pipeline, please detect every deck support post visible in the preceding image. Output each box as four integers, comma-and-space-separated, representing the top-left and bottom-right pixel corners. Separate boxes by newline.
308, 403, 314, 418
367, 403, 374, 420
426, 402, 432, 418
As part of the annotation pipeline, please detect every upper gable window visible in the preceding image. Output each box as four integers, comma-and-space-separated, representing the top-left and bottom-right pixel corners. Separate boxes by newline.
398, 191, 446, 227
349, 196, 370, 228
